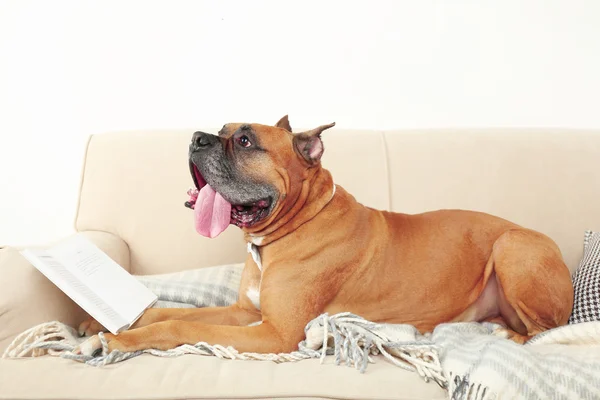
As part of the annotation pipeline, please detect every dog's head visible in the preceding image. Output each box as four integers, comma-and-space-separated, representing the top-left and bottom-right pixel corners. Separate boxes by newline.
187, 116, 335, 238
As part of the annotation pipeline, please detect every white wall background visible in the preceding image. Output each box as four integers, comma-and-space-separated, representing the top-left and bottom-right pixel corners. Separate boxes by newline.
1, 0, 599, 246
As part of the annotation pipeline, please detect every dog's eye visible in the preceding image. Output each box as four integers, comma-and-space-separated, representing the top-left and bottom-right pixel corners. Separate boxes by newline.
237, 135, 252, 148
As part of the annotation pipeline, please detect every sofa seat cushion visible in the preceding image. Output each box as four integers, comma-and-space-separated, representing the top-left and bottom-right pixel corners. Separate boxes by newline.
0, 355, 446, 400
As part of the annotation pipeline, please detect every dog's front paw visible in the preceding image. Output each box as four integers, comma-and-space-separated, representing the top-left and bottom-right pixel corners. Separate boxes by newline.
78, 318, 108, 337
74, 333, 125, 357
74, 335, 104, 357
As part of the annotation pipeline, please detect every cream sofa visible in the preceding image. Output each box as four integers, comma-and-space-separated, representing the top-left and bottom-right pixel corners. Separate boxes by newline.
1, 128, 599, 400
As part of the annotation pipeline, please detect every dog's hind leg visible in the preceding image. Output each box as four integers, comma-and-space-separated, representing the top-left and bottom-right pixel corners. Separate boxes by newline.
489, 229, 574, 343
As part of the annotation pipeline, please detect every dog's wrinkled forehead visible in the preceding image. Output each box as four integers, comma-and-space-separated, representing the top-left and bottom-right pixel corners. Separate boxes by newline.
218, 123, 249, 138
219, 123, 289, 141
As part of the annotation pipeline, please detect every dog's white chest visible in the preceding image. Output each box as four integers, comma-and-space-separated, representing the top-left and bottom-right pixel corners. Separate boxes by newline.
247, 242, 263, 271
246, 286, 261, 310
246, 243, 263, 310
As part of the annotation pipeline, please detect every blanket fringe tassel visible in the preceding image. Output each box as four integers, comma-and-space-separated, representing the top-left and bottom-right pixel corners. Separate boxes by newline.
2, 313, 446, 387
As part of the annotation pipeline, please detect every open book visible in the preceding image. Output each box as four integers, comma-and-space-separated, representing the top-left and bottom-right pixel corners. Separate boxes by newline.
21, 234, 157, 335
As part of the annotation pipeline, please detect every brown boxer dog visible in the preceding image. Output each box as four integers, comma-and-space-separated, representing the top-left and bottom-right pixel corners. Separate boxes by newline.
77, 116, 574, 356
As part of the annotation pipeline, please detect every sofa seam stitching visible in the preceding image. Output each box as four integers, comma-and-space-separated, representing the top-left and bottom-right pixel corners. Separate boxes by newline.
73, 134, 94, 233
380, 131, 392, 211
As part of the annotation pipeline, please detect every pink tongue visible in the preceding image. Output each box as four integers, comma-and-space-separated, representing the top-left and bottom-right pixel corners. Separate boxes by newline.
194, 184, 232, 238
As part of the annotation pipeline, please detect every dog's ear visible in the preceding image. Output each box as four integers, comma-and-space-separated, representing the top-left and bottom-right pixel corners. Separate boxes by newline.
293, 122, 335, 165
275, 115, 292, 132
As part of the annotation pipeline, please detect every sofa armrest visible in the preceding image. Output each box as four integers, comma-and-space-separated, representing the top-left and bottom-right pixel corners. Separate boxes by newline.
0, 231, 130, 353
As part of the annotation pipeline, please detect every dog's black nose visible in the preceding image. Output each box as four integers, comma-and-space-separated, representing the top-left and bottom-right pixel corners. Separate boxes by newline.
191, 131, 217, 150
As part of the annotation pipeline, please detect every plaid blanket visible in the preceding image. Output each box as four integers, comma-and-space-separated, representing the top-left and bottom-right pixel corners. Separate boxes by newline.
433, 321, 600, 399
4, 264, 600, 400
135, 263, 243, 309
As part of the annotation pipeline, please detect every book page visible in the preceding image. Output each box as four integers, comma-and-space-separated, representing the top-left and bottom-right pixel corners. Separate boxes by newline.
48, 234, 157, 332
20, 249, 129, 334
